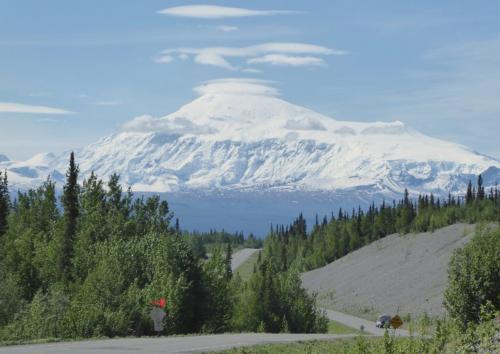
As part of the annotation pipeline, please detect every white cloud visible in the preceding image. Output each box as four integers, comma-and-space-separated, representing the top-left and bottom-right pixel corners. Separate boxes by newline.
247, 54, 326, 67
178, 53, 189, 60
193, 78, 279, 96
94, 100, 121, 106
36, 118, 59, 123
156, 42, 347, 70
217, 25, 239, 32
28, 92, 52, 97
122, 114, 217, 135
194, 52, 236, 70
242, 68, 262, 74
157, 5, 299, 19
0, 102, 74, 114
155, 55, 174, 64
284, 117, 327, 131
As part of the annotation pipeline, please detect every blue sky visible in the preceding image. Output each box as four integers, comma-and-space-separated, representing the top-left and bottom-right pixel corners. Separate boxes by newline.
1, 0, 499, 160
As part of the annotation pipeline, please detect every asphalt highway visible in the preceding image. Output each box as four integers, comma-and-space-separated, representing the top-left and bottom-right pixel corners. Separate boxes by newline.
0, 333, 358, 354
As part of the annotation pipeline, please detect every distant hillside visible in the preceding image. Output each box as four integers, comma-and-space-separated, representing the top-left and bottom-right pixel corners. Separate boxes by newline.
301, 223, 492, 319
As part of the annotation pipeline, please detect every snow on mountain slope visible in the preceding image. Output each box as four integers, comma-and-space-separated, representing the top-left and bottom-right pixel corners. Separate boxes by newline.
1, 79, 499, 195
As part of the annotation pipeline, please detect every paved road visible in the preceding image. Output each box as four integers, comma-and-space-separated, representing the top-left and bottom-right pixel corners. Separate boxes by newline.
231, 248, 260, 271
322, 308, 409, 337
0, 333, 358, 354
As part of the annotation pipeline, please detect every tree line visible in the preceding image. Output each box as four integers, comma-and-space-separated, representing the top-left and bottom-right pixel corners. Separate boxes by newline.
261, 177, 500, 272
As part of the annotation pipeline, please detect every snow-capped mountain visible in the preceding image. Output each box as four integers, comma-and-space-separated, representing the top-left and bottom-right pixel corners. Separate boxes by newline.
2, 79, 500, 197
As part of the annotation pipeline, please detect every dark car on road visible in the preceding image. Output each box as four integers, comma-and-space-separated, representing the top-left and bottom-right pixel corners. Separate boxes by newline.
376, 314, 392, 328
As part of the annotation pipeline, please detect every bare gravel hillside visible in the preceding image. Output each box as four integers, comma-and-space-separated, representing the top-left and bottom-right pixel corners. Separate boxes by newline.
301, 223, 478, 319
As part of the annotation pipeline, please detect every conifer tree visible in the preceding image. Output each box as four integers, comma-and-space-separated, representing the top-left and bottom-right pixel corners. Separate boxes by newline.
466, 180, 473, 204
477, 174, 485, 200
175, 218, 180, 233
60, 152, 79, 281
225, 242, 233, 278
0, 170, 9, 236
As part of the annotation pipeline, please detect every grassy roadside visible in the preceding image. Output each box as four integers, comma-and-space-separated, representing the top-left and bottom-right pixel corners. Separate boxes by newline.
206, 338, 368, 353
327, 320, 363, 335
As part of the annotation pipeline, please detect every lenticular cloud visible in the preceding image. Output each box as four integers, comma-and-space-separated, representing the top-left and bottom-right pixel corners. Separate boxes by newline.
193, 78, 279, 97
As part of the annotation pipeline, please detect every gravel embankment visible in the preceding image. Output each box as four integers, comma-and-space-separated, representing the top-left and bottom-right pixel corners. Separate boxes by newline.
302, 223, 478, 318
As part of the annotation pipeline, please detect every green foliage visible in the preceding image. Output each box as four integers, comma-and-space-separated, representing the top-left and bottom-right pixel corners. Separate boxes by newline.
0, 155, 319, 342
0, 285, 69, 341
60, 152, 79, 282
327, 320, 360, 334
0, 272, 24, 327
262, 176, 500, 273
0, 155, 227, 341
231, 261, 328, 334
200, 246, 234, 333
0, 170, 9, 236
444, 225, 500, 328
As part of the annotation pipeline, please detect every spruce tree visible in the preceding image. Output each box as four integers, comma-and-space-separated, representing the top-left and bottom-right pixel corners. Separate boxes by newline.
225, 242, 233, 278
60, 152, 79, 281
477, 174, 485, 200
466, 180, 473, 204
0, 170, 9, 236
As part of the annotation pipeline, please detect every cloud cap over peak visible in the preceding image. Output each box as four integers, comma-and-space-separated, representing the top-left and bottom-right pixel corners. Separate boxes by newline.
157, 5, 300, 19
193, 78, 280, 97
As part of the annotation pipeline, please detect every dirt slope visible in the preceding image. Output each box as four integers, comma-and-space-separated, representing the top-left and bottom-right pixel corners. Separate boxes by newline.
301, 223, 477, 318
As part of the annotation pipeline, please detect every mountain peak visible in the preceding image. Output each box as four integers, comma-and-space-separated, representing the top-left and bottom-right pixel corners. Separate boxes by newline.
2, 79, 499, 194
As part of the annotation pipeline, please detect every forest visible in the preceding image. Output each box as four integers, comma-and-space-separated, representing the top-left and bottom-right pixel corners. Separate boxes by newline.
0, 153, 324, 342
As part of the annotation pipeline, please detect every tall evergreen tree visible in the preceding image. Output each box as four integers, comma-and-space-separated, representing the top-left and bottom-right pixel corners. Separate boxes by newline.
0, 170, 9, 236
466, 180, 474, 204
60, 152, 79, 281
225, 242, 233, 278
477, 174, 485, 200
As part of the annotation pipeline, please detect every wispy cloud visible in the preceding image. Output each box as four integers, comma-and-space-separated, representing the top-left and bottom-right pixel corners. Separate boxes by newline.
217, 25, 239, 32
247, 54, 326, 67
28, 92, 52, 98
154, 55, 174, 64
194, 52, 236, 70
242, 68, 263, 74
156, 42, 347, 71
157, 5, 300, 19
93, 101, 122, 106
123, 114, 217, 135
0, 102, 74, 114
